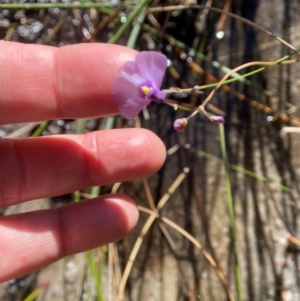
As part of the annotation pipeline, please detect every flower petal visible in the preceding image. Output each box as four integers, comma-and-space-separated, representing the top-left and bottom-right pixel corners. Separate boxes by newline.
111, 76, 151, 119
135, 52, 167, 89
111, 51, 167, 119
122, 61, 137, 75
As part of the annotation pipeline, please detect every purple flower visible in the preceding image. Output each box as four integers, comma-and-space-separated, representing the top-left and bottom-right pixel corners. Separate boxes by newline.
111, 51, 167, 119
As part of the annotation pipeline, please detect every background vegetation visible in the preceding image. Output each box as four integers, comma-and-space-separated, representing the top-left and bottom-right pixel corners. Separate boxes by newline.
1, 1, 300, 300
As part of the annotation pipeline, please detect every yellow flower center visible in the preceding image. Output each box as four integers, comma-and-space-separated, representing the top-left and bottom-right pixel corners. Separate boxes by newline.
141, 86, 150, 95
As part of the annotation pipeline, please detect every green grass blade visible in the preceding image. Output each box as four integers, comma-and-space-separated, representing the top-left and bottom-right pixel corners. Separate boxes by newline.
86, 249, 105, 301
76, 119, 85, 134
219, 124, 242, 301
108, 0, 152, 44
127, 8, 147, 48
86, 161, 105, 301
0, 2, 113, 14
190, 147, 294, 195
31, 121, 50, 137
73, 119, 86, 202
23, 280, 50, 301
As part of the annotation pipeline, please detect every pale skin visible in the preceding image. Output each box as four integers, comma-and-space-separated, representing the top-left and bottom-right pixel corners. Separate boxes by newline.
0, 42, 166, 282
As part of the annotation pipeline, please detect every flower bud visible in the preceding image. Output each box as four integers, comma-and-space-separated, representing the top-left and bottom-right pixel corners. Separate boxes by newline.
173, 118, 188, 131
210, 116, 225, 124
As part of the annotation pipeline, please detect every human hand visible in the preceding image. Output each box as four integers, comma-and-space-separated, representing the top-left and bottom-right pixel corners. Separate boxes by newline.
0, 42, 166, 282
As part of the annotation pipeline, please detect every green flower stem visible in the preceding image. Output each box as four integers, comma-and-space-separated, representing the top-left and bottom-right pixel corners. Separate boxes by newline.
219, 124, 242, 301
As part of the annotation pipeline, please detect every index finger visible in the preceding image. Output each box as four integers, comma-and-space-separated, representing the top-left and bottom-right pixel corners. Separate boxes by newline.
0, 42, 137, 125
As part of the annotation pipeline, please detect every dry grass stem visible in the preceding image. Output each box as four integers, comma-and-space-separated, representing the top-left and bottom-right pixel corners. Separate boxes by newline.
117, 170, 188, 300
137, 206, 236, 301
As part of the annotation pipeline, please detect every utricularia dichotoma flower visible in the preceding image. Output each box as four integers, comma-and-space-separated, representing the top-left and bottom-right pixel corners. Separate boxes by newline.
111, 51, 225, 129
111, 51, 167, 119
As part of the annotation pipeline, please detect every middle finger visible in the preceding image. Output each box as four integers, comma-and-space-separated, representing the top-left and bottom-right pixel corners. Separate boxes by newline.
0, 128, 166, 206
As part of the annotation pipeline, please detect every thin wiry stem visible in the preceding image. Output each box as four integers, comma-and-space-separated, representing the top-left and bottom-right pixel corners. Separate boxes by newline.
201, 58, 298, 108
168, 58, 299, 125
148, 5, 300, 57
162, 56, 291, 95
